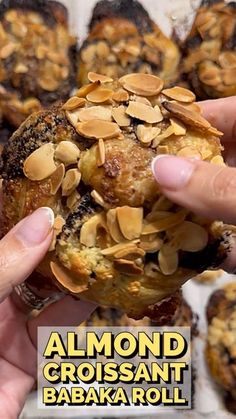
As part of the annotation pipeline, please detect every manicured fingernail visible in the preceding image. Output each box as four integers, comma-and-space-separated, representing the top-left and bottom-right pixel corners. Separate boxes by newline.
16, 207, 54, 246
152, 155, 195, 190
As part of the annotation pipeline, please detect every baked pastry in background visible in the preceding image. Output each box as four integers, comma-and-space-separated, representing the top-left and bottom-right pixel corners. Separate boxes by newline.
78, 0, 180, 87
206, 283, 236, 414
181, 0, 236, 99
0, 0, 76, 137
193, 269, 224, 284
1, 72, 232, 320
83, 296, 197, 331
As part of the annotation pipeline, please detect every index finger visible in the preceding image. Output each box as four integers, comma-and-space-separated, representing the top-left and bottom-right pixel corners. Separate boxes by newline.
200, 96, 236, 143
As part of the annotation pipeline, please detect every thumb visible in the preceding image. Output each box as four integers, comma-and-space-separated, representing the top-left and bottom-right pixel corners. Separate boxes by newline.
0, 207, 54, 302
152, 155, 236, 224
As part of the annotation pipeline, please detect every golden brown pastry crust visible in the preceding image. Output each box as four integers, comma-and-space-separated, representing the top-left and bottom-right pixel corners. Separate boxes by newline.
182, 0, 236, 99
78, 0, 180, 87
0, 0, 76, 131
1, 73, 232, 320
206, 283, 236, 414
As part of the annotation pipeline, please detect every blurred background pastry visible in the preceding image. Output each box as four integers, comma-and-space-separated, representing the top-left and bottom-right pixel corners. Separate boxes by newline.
181, 0, 236, 99
77, 0, 180, 87
0, 0, 77, 143
206, 282, 236, 414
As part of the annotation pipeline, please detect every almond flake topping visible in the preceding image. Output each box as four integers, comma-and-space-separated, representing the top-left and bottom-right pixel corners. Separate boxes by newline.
97, 139, 106, 167
50, 163, 65, 195
113, 259, 143, 276
112, 106, 131, 127
76, 120, 121, 140
62, 169, 81, 196
23, 143, 56, 181
158, 245, 178, 275
62, 97, 86, 111
162, 87, 196, 103
50, 261, 88, 294
76, 81, 100, 98
107, 208, 124, 243
126, 101, 163, 124
88, 72, 113, 83
78, 106, 112, 122
87, 88, 113, 103
117, 206, 143, 240
168, 221, 208, 252
80, 214, 105, 247
55, 141, 80, 166
142, 210, 187, 235
137, 125, 161, 145
119, 73, 164, 97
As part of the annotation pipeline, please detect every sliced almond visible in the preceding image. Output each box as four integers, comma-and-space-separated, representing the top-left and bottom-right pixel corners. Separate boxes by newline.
66, 109, 82, 129
39, 77, 60, 92
146, 210, 173, 223
80, 214, 104, 247
177, 146, 201, 159
199, 67, 221, 87
107, 209, 124, 243
50, 261, 88, 294
78, 106, 112, 122
117, 207, 143, 241
142, 210, 187, 235
113, 259, 143, 276
112, 89, 129, 102
126, 101, 163, 124
114, 246, 145, 260
158, 245, 178, 276
55, 141, 80, 166
76, 120, 120, 140
219, 51, 236, 69
181, 102, 203, 114
136, 125, 161, 145
88, 72, 113, 83
14, 63, 28, 74
62, 169, 81, 196
87, 88, 113, 103
170, 118, 187, 136
91, 190, 106, 207
222, 68, 236, 86
119, 73, 164, 97
62, 97, 86, 111
76, 81, 100, 98
101, 242, 139, 257
23, 143, 56, 181
210, 155, 225, 165
0, 42, 16, 59
162, 87, 195, 103
81, 44, 97, 63
152, 125, 175, 147
169, 221, 208, 252
97, 139, 106, 167
134, 96, 152, 106
50, 163, 65, 195
112, 106, 131, 127
67, 190, 81, 209
49, 215, 65, 252
140, 236, 163, 253
163, 101, 211, 132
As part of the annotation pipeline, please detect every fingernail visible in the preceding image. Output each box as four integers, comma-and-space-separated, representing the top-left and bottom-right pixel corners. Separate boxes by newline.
152, 155, 195, 190
16, 207, 54, 246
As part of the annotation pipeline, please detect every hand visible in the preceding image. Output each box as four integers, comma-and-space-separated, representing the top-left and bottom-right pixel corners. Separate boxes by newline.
0, 206, 95, 418
152, 96, 236, 273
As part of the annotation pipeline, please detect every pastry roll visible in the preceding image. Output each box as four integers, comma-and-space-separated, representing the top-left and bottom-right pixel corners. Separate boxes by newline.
0, 0, 76, 133
182, 0, 236, 99
206, 283, 236, 414
1, 72, 232, 320
78, 0, 180, 87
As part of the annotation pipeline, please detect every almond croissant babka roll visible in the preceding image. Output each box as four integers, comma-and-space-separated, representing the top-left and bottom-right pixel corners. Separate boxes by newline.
206, 283, 236, 414
0, 0, 76, 137
1, 72, 232, 320
78, 0, 180, 87
182, 0, 236, 99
